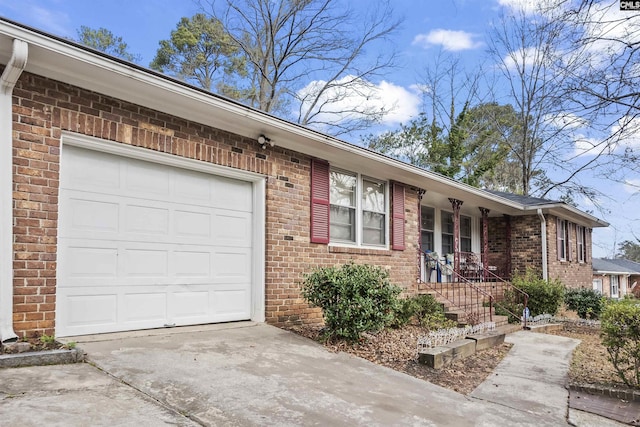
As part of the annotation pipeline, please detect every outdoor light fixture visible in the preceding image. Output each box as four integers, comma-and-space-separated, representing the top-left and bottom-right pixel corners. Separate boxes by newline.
257, 134, 274, 149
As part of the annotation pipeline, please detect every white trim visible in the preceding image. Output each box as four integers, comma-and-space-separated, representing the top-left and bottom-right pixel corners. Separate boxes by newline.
59, 132, 267, 326
611, 275, 619, 298
538, 209, 548, 281
62, 132, 264, 182
328, 167, 389, 249
0, 38, 28, 343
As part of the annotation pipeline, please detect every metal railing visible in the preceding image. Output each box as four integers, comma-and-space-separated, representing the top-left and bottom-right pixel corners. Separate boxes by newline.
420, 251, 529, 327
457, 251, 529, 326
420, 251, 495, 325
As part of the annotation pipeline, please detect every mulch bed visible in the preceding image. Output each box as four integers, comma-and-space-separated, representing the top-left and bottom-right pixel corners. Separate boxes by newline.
286, 324, 512, 395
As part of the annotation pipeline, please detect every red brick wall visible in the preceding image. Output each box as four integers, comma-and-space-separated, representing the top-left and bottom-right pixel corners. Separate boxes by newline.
11, 72, 420, 337
487, 214, 592, 288
487, 216, 543, 277
547, 215, 593, 288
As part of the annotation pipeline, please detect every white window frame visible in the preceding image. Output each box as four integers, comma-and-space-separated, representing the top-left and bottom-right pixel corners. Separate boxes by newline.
460, 215, 472, 253
329, 168, 388, 248
593, 278, 602, 294
441, 211, 455, 255
420, 205, 435, 252
611, 275, 619, 298
577, 225, 586, 263
559, 219, 568, 261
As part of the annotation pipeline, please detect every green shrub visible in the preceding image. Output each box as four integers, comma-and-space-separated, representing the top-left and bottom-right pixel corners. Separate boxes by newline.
564, 288, 605, 319
600, 299, 640, 388
392, 294, 454, 330
302, 263, 401, 342
494, 289, 525, 323
512, 269, 565, 316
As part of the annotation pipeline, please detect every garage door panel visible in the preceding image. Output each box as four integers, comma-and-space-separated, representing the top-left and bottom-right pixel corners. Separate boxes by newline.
58, 145, 256, 337
123, 249, 169, 277
63, 146, 121, 192
125, 205, 170, 235
125, 160, 171, 196
212, 177, 252, 212
64, 245, 119, 278
66, 293, 118, 327
174, 251, 211, 277
122, 293, 167, 322
66, 198, 119, 234
213, 287, 250, 317
213, 250, 251, 282
174, 210, 212, 239
170, 291, 210, 320
213, 212, 252, 247
174, 169, 212, 202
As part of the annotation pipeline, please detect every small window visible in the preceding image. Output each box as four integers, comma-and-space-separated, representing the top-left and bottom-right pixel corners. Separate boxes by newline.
329, 170, 357, 243
362, 179, 386, 245
441, 211, 454, 255
421, 206, 434, 252
611, 275, 619, 298
557, 219, 568, 261
577, 225, 586, 263
460, 215, 472, 253
329, 168, 387, 247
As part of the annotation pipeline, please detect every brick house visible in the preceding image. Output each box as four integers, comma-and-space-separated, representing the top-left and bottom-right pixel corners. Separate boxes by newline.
592, 258, 640, 299
0, 19, 608, 341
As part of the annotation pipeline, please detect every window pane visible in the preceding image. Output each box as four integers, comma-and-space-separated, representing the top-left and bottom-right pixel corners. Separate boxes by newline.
461, 237, 472, 253
330, 171, 356, 207
442, 234, 454, 255
330, 205, 355, 242
442, 212, 454, 234
362, 179, 385, 213
421, 207, 434, 231
362, 211, 385, 245
421, 231, 434, 252
460, 216, 471, 238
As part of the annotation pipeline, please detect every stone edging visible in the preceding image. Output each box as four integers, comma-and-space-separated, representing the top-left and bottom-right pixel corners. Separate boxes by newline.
570, 382, 640, 403
0, 348, 85, 368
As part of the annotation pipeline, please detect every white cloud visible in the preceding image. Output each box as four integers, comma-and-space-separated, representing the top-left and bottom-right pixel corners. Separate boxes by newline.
496, 0, 564, 16
501, 46, 554, 71
612, 115, 640, 150
412, 29, 483, 52
623, 179, 640, 194
296, 76, 421, 129
545, 112, 588, 130
0, 0, 72, 37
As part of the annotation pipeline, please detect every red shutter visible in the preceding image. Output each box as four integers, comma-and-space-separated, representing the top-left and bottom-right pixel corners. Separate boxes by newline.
310, 159, 330, 244
556, 218, 562, 261
392, 182, 405, 250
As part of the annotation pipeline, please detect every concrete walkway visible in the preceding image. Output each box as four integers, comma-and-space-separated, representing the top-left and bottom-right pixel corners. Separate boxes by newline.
0, 323, 628, 426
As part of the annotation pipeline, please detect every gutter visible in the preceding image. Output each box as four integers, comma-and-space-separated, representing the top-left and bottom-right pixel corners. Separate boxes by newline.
0, 38, 28, 343
537, 209, 548, 281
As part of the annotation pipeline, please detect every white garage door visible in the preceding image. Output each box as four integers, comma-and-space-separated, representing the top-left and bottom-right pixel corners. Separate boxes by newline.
57, 145, 255, 337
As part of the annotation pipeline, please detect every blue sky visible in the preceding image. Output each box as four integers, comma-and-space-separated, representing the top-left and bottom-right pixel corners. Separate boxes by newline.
1, 0, 638, 258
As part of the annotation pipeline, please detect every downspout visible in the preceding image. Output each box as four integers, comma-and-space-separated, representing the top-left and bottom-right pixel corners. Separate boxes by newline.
537, 209, 548, 281
0, 39, 28, 343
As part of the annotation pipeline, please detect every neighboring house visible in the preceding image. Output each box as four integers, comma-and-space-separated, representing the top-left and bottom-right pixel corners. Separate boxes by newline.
0, 19, 608, 341
592, 258, 640, 299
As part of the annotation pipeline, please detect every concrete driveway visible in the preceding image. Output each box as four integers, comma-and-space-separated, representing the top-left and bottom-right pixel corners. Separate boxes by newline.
72, 323, 556, 426
1, 322, 622, 426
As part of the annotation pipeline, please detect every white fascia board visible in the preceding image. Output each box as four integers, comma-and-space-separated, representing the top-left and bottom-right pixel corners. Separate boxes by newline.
527, 204, 609, 228
0, 19, 605, 225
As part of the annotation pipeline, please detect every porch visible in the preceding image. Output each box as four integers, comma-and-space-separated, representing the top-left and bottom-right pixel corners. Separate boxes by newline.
417, 249, 527, 328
